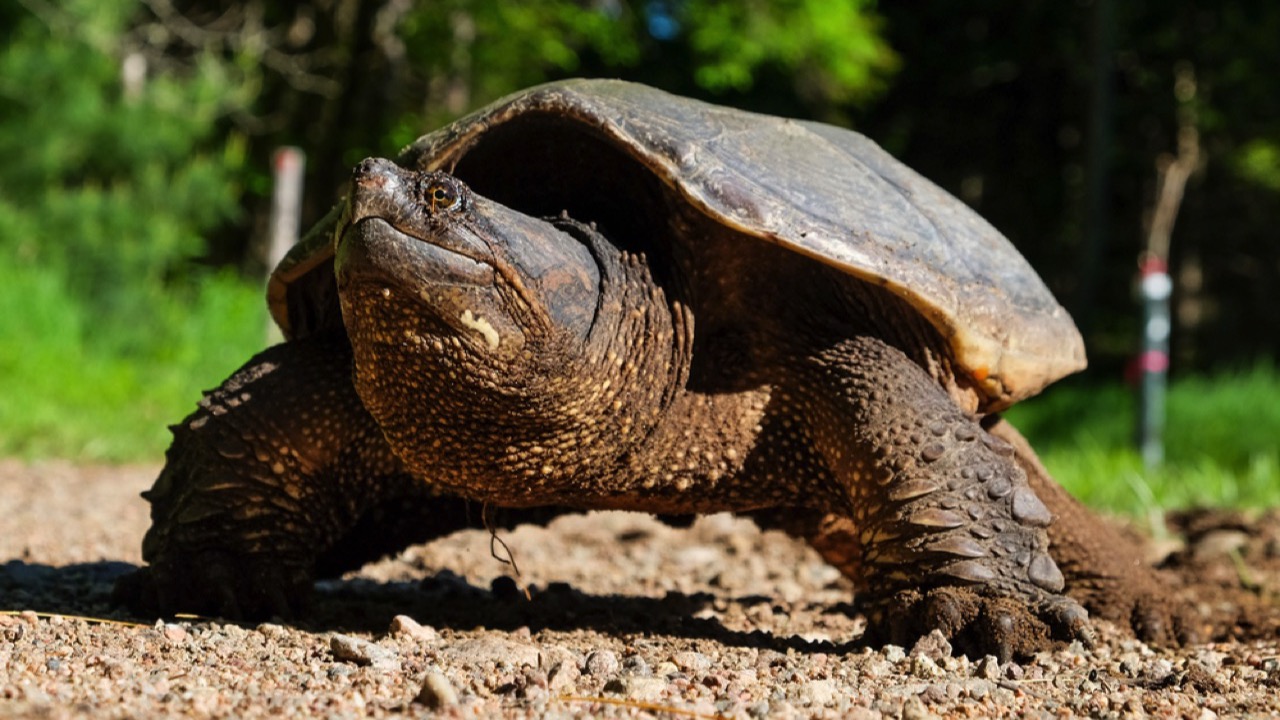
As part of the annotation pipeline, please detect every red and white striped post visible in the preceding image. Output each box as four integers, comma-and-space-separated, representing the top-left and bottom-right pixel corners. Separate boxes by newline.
1136, 254, 1172, 469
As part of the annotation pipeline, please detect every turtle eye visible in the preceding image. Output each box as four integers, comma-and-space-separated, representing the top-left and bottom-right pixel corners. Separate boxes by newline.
426, 180, 462, 213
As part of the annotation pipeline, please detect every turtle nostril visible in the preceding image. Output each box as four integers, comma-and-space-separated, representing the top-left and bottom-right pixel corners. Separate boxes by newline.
352, 158, 403, 188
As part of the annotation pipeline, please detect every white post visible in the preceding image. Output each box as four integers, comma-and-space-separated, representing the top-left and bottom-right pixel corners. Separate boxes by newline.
267, 146, 306, 341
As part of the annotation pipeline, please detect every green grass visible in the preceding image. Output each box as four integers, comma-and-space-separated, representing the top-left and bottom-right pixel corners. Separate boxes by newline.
0, 257, 264, 461
1007, 365, 1280, 517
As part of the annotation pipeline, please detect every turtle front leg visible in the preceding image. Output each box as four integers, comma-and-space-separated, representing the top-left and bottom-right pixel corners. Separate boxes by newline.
986, 417, 1195, 644
784, 336, 1091, 660
113, 334, 561, 620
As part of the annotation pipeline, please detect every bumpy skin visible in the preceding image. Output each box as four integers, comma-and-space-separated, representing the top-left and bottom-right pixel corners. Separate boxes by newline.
116, 334, 568, 619
117, 160, 1175, 659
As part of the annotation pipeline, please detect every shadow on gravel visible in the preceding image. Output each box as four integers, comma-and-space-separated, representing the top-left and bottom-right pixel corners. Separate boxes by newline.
2, 559, 859, 654
1, 560, 137, 618
307, 571, 861, 655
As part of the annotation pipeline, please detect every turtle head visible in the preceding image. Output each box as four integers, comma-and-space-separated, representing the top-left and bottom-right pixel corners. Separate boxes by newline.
332, 157, 685, 498
334, 157, 601, 362
332, 157, 686, 500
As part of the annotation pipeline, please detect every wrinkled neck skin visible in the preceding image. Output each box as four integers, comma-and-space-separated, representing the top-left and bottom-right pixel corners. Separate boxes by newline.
347, 223, 694, 507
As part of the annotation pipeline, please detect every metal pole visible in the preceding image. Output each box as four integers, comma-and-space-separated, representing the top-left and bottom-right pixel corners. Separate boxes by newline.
1137, 255, 1172, 469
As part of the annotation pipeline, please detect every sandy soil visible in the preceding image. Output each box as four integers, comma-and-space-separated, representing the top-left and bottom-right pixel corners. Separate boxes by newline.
3, 458, 1280, 718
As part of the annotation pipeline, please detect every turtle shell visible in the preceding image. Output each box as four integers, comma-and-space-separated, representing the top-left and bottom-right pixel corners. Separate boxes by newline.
269, 78, 1084, 408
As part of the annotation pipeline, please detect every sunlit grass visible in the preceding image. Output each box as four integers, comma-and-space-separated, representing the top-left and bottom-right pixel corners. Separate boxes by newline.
0, 257, 263, 461
1007, 364, 1280, 516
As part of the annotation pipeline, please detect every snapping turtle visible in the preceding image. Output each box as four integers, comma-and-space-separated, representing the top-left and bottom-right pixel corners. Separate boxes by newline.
117, 79, 1180, 659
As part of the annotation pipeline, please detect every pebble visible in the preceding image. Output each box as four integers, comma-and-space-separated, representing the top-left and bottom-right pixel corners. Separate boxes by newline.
1118, 652, 1143, 676
439, 637, 541, 668
902, 695, 936, 720
415, 671, 458, 708
910, 630, 952, 661
622, 654, 651, 676
654, 660, 680, 677
672, 650, 712, 673
547, 659, 581, 692
883, 645, 907, 663
798, 679, 837, 706
1141, 658, 1175, 684
388, 615, 438, 642
912, 655, 942, 679
975, 655, 1000, 680
1192, 649, 1225, 673
614, 676, 667, 701
162, 624, 186, 643
329, 634, 399, 671
585, 649, 620, 676
256, 623, 288, 640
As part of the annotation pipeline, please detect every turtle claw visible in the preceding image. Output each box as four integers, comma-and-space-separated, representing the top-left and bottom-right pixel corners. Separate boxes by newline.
1044, 595, 1094, 647
863, 585, 1093, 661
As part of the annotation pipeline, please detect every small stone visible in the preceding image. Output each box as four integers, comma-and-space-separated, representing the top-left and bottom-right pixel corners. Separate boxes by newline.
910, 629, 952, 661
440, 637, 541, 668
883, 645, 907, 663
975, 655, 1000, 680
912, 654, 942, 678
622, 654, 651, 676
798, 679, 837, 706
414, 672, 458, 708
672, 650, 712, 673
619, 676, 668, 702
1118, 652, 1143, 677
330, 634, 399, 671
388, 615, 438, 642
256, 622, 288, 639
1142, 658, 1174, 684
901, 695, 936, 720
162, 624, 187, 643
585, 649, 620, 677
548, 660, 581, 692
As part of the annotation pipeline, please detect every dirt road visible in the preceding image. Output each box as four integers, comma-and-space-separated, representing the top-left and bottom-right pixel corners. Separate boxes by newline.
3, 459, 1279, 718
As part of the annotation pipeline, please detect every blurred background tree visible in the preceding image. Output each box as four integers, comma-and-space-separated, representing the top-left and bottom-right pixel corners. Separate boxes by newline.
1, 0, 1277, 512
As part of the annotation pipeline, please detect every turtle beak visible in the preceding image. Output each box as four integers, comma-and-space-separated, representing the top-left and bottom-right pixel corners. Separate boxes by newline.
335, 160, 495, 293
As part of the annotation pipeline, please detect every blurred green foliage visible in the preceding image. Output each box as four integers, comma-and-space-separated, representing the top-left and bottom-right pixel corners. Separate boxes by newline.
0, 0, 250, 350
0, 0, 262, 459
1236, 140, 1280, 193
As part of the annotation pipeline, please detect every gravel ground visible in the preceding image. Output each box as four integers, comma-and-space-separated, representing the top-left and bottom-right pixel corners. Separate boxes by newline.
3, 458, 1280, 718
